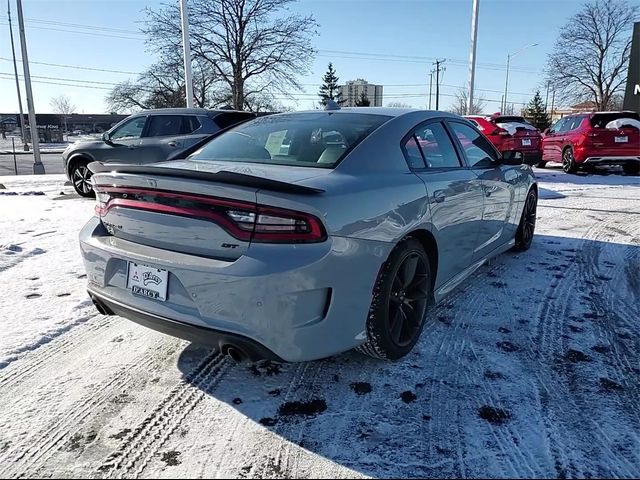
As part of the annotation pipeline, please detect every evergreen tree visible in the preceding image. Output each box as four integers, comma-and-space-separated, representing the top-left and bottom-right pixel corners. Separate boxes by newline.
523, 90, 551, 131
318, 63, 345, 106
355, 91, 370, 107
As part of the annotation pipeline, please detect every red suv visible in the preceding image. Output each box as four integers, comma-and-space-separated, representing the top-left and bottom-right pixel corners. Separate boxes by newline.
540, 111, 640, 174
465, 114, 542, 165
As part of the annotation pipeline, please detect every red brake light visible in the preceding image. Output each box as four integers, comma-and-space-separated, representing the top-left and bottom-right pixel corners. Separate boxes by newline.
93, 186, 326, 244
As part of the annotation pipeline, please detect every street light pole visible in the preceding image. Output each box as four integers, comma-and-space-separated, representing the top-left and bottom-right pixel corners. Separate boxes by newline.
502, 55, 510, 112
180, 0, 194, 108
7, 0, 28, 151
467, 0, 480, 115
503, 42, 538, 114
15, 0, 44, 173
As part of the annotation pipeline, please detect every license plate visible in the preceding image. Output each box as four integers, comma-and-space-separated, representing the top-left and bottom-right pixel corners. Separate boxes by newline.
615, 136, 628, 143
127, 262, 168, 301
521, 139, 532, 146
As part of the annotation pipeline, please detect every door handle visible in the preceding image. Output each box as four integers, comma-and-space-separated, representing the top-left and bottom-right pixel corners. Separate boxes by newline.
434, 190, 446, 203
168, 141, 177, 147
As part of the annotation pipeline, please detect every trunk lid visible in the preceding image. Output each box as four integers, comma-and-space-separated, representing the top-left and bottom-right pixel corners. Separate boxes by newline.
90, 160, 328, 260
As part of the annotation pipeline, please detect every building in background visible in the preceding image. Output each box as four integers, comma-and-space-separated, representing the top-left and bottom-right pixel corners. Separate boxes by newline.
340, 79, 383, 107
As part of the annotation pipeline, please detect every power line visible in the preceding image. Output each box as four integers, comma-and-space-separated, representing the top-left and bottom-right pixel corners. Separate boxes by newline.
0, 74, 113, 90
0, 57, 140, 75
24, 18, 144, 36
1, 22, 143, 40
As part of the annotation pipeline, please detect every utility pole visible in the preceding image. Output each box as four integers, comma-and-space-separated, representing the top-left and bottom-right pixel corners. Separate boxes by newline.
180, 0, 194, 108
467, 0, 480, 115
15, 0, 43, 173
428, 71, 433, 110
434, 59, 446, 110
550, 90, 556, 122
7, 0, 28, 151
545, 80, 550, 113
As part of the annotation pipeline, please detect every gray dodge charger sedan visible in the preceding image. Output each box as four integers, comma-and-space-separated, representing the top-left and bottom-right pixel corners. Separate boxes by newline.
80, 106, 537, 363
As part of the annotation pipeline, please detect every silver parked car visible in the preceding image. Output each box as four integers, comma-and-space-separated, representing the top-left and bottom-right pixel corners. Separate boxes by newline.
62, 108, 255, 197
80, 107, 538, 363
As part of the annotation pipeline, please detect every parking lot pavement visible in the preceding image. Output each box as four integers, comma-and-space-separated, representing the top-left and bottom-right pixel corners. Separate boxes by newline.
0, 153, 65, 176
0, 171, 638, 478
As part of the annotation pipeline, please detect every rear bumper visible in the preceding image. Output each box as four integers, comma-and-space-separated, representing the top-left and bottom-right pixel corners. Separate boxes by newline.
79, 217, 391, 362
583, 156, 640, 165
89, 291, 283, 362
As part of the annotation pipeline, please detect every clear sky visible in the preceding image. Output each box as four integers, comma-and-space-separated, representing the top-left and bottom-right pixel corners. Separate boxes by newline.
0, 0, 628, 114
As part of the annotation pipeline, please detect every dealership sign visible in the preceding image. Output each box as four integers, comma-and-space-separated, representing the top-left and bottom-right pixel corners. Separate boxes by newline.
623, 22, 640, 113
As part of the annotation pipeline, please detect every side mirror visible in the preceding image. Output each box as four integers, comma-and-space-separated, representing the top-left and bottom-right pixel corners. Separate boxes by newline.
102, 131, 112, 143
501, 150, 524, 165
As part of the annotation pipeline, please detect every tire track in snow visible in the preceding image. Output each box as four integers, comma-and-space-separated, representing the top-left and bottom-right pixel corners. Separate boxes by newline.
529, 209, 638, 478
98, 351, 230, 478
1, 336, 182, 479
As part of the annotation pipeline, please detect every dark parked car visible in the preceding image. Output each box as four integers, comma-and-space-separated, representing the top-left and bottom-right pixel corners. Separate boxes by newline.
540, 111, 640, 174
466, 114, 543, 166
62, 108, 256, 196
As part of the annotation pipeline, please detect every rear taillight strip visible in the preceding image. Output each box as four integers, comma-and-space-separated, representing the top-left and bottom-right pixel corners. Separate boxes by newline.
94, 185, 327, 244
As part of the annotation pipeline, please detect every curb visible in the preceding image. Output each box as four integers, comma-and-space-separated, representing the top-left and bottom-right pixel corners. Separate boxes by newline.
0, 150, 65, 155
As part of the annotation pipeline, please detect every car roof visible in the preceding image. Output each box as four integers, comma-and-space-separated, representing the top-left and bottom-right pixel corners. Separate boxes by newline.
131, 108, 250, 116
281, 107, 462, 120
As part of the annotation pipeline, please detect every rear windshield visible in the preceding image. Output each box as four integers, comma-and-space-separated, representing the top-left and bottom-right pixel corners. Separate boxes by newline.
188, 112, 391, 168
494, 116, 537, 134
591, 112, 640, 128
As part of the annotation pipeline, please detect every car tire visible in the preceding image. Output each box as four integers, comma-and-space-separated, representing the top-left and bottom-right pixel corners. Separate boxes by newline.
623, 162, 640, 176
514, 188, 537, 251
536, 161, 547, 168
562, 147, 578, 174
70, 159, 95, 198
357, 238, 432, 361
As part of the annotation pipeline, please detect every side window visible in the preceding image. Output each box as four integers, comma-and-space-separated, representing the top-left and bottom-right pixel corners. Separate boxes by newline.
402, 122, 462, 169
557, 118, 572, 133
415, 122, 462, 168
214, 112, 255, 130
403, 136, 427, 169
146, 115, 183, 137
181, 116, 201, 134
197, 115, 221, 134
567, 117, 584, 131
448, 121, 499, 168
548, 119, 561, 133
110, 116, 146, 140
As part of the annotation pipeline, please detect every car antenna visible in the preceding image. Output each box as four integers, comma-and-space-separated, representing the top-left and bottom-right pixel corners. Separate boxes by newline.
325, 100, 341, 111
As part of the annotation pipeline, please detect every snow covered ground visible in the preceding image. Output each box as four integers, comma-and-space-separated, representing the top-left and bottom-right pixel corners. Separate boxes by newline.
0, 169, 638, 478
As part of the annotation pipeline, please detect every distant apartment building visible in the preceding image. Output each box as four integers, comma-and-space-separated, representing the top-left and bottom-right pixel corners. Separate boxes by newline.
340, 79, 383, 107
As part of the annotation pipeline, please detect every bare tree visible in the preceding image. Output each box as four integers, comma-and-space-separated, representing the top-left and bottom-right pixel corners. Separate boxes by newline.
449, 88, 486, 115
386, 102, 412, 108
106, 53, 230, 113
546, 0, 638, 110
143, 0, 318, 110
50, 95, 76, 136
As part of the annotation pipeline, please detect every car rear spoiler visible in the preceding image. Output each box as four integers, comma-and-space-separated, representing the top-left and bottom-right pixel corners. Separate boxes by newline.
87, 162, 325, 195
